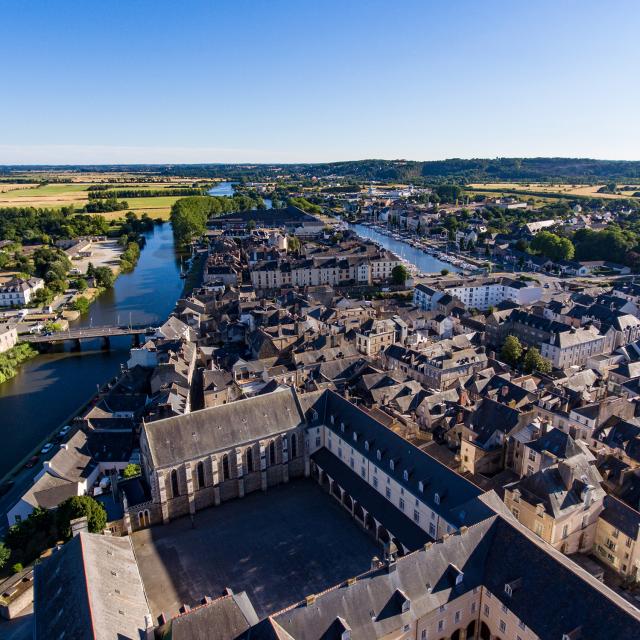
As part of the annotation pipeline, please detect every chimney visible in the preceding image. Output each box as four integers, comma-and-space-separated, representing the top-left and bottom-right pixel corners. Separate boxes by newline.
70, 516, 89, 537
305, 594, 317, 607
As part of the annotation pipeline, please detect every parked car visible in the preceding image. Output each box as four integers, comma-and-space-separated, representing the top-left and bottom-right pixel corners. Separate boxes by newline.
40, 443, 54, 455
59, 425, 72, 437
24, 455, 39, 469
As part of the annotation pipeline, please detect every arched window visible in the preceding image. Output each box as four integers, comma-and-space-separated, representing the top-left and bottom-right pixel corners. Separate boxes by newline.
291, 433, 298, 458
171, 469, 179, 497
246, 447, 254, 472
269, 440, 276, 465
197, 461, 205, 489
222, 454, 230, 480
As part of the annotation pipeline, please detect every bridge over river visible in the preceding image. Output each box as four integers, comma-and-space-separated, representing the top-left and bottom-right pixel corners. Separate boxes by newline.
23, 324, 155, 347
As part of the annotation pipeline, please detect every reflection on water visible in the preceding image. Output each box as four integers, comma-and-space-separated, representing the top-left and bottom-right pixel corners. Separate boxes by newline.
0, 223, 184, 477
349, 224, 461, 274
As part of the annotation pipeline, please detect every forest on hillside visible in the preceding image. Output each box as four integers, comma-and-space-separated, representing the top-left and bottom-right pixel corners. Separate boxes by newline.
3, 158, 640, 184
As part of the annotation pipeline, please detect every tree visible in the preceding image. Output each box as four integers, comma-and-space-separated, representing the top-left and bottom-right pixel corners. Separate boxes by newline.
391, 264, 409, 285
530, 230, 574, 261
94, 266, 115, 288
523, 347, 552, 374
287, 235, 301, 254
0, 541, 10, 569
440, 268, 449, 276
500, 335, 523, 367
123, 463, 141, 478
56, 495, 107, 539
246, 219, 256, 231
72, 277, 88, 292
71, 297, 90, 315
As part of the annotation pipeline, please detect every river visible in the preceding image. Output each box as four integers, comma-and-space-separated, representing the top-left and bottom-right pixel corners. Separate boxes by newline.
349, 223, 461, 274
0, 223, 184, 479
208, 181, 272, 208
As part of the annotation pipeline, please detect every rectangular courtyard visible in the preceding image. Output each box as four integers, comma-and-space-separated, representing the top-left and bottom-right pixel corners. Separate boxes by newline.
131, 478, 381, 619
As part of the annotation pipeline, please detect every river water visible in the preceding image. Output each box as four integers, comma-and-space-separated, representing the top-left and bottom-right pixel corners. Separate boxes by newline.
349, 223, 461, 274
0, 223, 184, 478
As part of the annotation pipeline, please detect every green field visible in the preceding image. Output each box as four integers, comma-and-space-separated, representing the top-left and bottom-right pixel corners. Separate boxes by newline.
0, 183, 88, 198
0, 182, 189, 221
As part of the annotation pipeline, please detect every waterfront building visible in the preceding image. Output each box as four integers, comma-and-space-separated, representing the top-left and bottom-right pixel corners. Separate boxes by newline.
0, 323, 18, 352
0, 276, 44, 307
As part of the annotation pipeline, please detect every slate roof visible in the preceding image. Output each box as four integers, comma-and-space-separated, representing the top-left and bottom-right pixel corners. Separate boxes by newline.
601, 495, 640, 540
34, 533, 150, 640
143, 388, 305, 468
527, 428, 584, 460
302, 391, 482, 522
509, 455, 604, 518
468, 398, 522, 447
21, 472, 78, 510
47, 430, 97, 483
264, 512, 640, 640
155, 591, 259, 640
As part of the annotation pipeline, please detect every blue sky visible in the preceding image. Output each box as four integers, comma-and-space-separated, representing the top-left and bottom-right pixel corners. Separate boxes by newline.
1, 0, 639, 164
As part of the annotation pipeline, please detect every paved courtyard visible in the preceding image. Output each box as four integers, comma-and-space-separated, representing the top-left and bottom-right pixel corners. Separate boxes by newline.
132, 479, 380, 618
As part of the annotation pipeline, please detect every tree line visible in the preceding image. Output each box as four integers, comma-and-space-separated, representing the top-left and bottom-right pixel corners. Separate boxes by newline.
170, 194, 263, 246
0, 206, 110, 244
88, 187, 207, 199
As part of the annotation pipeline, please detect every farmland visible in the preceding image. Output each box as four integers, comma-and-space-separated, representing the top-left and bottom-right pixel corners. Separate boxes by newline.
0, 179, 206, 220
468, 182, 640, 201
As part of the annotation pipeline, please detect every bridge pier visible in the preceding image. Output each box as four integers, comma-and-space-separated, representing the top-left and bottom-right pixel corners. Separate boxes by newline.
132, 333, 141, 347
72, 338, 81, 352
101, 336, 111, 351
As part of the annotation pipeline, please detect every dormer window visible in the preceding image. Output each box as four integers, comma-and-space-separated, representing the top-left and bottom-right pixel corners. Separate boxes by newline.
352, 432, 358, 442
505, 583, 512, 597
403, 470, 409, 481
340, 422, 345, 433
365, 441, 370, 451
418, 480, 424, 492
330, 414, 335, 424
434, 493, 440, 505
389, 460, 395, 471
377, 450, 382, 461
311, 410, 318, 422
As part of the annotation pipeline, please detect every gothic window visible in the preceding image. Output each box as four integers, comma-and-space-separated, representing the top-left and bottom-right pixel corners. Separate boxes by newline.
269, 440, 276, 465
197, 461, 205, 489
291, 433, 298, 458
222, 454, 230, 480
246, 447, 254, 472
171, 469, 179, 497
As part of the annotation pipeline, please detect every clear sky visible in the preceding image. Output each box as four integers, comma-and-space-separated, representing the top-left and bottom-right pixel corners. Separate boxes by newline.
1, 0, 639, 164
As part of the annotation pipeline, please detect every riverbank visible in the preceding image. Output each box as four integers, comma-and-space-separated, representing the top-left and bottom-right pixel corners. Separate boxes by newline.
0, 343, 38, 385
0, 223, 184, 481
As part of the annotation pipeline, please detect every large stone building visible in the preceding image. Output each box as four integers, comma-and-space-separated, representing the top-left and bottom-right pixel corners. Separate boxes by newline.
34, 389, 640, 639
138, 388, 482, 547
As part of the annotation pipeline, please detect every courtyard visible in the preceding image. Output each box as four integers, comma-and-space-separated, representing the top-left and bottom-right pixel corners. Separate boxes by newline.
131, 479, 381, 618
